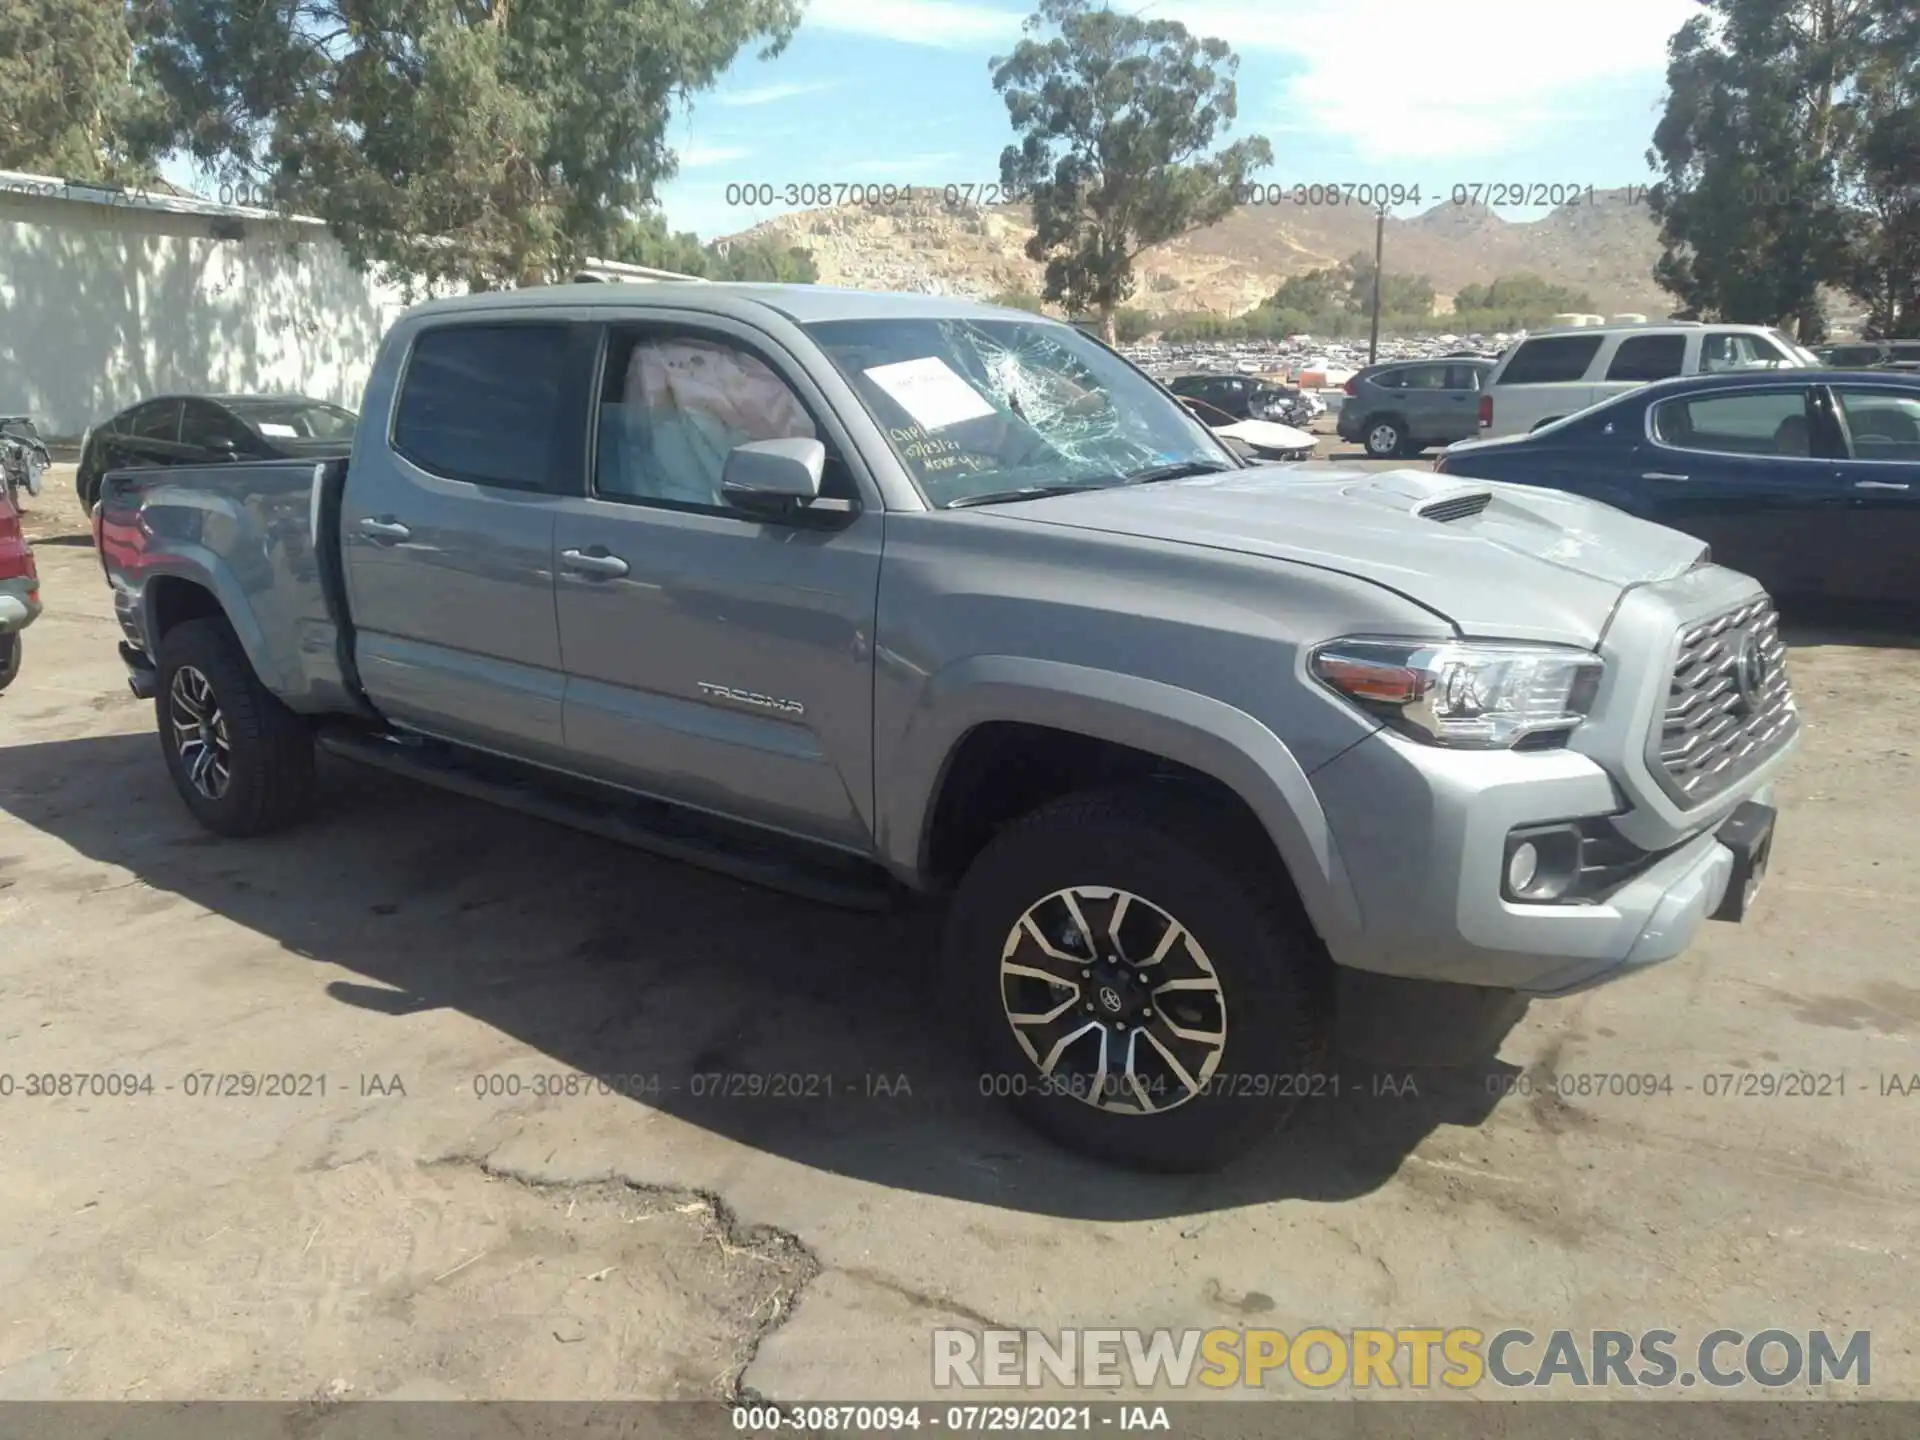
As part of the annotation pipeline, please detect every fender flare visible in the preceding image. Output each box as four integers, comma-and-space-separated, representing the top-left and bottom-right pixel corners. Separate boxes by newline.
139, 550, 286, 695
878, 655, 1365, 945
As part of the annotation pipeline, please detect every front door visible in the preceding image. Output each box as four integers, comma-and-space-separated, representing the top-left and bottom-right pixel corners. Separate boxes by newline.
341, 318, 593, 764
551, 321, 883, 850
1636, 384, 1829, 598
1824, 385, 1920, 605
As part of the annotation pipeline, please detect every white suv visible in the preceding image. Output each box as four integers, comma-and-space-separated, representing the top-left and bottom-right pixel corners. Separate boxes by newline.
1476, 322, 1817, 439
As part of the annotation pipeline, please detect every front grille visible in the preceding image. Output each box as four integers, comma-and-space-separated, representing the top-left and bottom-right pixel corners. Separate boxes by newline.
1650, 596, 1798, 806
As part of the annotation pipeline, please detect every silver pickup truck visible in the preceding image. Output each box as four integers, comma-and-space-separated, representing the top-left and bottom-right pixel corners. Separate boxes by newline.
96, 283, 1800, 1171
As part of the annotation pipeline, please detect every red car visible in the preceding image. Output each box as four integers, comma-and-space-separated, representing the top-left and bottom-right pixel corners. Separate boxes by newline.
0, 479, 40, 693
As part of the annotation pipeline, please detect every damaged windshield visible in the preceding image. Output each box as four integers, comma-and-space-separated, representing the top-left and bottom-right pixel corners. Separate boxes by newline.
805, 316, 1237, 508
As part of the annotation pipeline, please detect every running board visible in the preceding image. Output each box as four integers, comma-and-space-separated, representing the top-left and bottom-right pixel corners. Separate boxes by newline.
315, 726, 901, 913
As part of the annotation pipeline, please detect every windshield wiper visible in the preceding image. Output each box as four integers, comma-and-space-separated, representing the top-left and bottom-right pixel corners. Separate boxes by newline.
1120, 460, 1237, 486
946, 484, 1099, 509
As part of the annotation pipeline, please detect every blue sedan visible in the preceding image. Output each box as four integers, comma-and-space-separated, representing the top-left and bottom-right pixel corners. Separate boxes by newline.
1433, 370, 1920, 606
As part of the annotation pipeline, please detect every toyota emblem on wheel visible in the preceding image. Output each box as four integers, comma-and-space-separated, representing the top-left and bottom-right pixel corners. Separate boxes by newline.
1098, 986, 1124, 1013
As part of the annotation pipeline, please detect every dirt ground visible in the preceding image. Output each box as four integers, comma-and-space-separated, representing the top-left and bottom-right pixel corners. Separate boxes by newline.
2, 465, 1917, 1403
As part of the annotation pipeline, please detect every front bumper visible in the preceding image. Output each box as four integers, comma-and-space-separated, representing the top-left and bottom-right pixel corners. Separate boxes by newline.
1311, 732, 1784, 995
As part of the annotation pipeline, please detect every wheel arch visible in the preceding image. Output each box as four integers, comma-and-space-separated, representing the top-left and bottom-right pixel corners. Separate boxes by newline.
879, 656, 1365, 948
141, 566, 283, 695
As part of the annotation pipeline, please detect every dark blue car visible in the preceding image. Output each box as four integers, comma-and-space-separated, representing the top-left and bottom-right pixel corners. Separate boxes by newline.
1433, 370, 1920, 606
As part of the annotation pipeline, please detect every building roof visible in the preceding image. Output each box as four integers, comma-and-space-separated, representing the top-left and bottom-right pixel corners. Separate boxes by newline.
0, 167, 326, 226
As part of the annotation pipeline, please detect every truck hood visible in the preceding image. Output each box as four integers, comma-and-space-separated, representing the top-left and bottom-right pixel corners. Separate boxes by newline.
1001, 466, 1709, 645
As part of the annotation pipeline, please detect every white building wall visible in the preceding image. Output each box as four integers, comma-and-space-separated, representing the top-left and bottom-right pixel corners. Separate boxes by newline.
0, 188, 421, 438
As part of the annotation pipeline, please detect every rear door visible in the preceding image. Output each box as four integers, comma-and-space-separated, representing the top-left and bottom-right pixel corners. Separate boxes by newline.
1485, 334, 1605, 436
1823, 384, 1920, 605
549, 317, 884, 849
1389, 363, 1453, 442
342, 318, 595, 765
1438, 364, 1485, 442
1598, 332, 1687, 408
1637, 383, 1830, 597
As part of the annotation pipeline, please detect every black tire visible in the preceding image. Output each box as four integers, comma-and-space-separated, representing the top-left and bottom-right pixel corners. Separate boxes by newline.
1363, 418, 1405, 458
153, 616, 317, 837
943, 782, 1332, 1172
0, 632, 19, 694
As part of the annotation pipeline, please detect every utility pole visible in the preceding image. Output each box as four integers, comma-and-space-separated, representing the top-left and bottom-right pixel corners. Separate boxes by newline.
1368, 205, 1385, 365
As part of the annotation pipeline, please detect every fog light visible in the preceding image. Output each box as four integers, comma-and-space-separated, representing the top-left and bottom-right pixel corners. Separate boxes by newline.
1507, 842, 1539, 894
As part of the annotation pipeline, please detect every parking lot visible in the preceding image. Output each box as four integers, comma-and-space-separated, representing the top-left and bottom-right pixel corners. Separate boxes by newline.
2, 460, 1918, 1403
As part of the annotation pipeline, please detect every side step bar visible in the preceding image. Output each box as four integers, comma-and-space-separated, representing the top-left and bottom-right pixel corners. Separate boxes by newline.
315, 726, 902, 913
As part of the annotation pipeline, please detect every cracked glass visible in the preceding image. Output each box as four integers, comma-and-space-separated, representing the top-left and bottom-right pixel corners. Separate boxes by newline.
806, 316, 1235, 508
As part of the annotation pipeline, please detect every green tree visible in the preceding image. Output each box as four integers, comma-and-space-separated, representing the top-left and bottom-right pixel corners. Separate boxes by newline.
0, 0, 169, 181
1455, 273, 1594, 315
1646, 0, 1886, 340
145, 0, 801, 290
1267, 267, 1347, 315
1842, 0, 1920, 336
709, 233, 818, 282
991, 0, 1272, 343
1345, 249, 1434, 320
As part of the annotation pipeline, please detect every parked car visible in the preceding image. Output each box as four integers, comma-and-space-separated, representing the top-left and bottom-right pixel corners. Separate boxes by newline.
1178, 396, 1316, 461
1165, 372, 1298, 423
1435, 370, 1920, 605
0, 475, 40, 693
1812, 340, 1920, 370
96, 283, 1798, 1172
1477, 322, 1816, 440
1336, 359, 1493, 457
75, 393, 358, 511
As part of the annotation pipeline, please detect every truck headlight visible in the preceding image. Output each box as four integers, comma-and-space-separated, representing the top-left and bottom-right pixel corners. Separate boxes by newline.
1310, 638, 1603, 748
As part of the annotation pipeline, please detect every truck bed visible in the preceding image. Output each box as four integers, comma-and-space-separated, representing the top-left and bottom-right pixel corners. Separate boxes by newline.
100, 457, 365, 715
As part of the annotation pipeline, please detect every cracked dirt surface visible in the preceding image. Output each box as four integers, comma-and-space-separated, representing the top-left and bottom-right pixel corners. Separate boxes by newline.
3, 472, 1918, 1401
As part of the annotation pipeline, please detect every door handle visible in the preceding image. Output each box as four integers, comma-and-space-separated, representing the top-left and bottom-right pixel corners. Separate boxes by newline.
1854, 479, 1910, 491
1641, 472, 1691, 483
358, 516, 412, 542
560, 548, 631, 579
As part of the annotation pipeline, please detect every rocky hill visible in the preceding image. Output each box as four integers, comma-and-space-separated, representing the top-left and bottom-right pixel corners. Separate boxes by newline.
715, 187, 1677, 319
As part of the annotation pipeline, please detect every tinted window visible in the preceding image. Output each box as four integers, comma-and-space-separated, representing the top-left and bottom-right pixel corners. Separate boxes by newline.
181, 401, 263, 456
1368, 369, 1404, 389
1444, 364, 1486, 391
394, 324, 569, 488
1394, 365, 1449, 389
1834, 389, 1920, 461
127, 401, 181, 441
1652, 389, 1814, 455
1607, 334, 1687, 381
1499, 335, 1604, 384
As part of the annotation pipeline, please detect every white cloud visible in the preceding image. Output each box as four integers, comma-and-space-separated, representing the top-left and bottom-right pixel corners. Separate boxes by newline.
1143, 0, 1698, 161
679, 144, 753, 168
716, 80, 841, 107
803, 0, 1022, 48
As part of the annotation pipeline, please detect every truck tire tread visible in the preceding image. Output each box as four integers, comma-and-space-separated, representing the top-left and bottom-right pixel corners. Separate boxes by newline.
944, 780, 1331, 1173
154, 617, 317, 837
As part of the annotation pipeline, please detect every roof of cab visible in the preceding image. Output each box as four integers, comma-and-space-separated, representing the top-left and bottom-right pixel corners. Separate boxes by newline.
401, 282, 1036, 326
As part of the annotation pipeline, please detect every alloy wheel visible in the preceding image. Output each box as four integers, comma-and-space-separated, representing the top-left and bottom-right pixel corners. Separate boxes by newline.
168, 665, 232, 799
998, 885, 1227, 1115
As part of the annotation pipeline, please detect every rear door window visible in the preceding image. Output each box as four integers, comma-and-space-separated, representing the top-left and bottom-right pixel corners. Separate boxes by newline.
1395, 365, 1449, 389
1606, 334, 1687, 382
1651, 388, 1819, 456
1444, 364, 1485, 391
127, 400, 182, 442
1498, 335, 1604, 384
393, 323, 570, 489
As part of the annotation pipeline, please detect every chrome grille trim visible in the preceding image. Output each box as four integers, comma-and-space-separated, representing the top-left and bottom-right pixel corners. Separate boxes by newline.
1648, 596, 1798, 806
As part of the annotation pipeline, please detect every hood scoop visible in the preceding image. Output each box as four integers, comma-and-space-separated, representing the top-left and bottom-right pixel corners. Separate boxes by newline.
1338, 469, 1498, 523
1417, 491, 1494, 523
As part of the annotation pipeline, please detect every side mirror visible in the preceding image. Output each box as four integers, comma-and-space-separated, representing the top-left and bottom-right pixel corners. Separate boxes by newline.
721, 437, 854, 523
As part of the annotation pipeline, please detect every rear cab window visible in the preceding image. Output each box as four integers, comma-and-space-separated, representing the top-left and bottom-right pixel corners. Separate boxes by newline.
1497, 335, 1605, 385
1606, 334, 1687, 382
392, 324, 570, 489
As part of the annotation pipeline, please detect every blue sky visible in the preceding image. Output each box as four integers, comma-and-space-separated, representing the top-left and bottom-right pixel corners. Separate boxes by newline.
659, 0, 1705, 238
